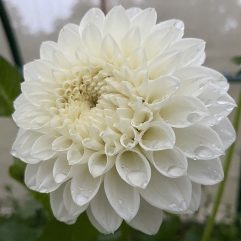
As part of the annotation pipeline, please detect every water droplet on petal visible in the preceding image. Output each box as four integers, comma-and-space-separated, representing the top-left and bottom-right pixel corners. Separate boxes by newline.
194, 145, 214, 159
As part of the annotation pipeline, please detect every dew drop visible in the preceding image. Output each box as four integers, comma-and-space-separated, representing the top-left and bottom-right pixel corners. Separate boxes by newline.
194, 145, 214, 159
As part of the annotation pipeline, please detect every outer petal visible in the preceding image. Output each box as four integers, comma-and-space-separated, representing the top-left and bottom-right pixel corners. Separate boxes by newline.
53, 156, 71, 183
71, 165, 102, 206
187, 182, 202, 214
187, 158, 224, 185
104, 6, 130, 42
90, 185, 122, 233
131, 8, 157, 37
104, 169, 140, 221
212, 118, 236, 150
35, 159, 60, 193
160, 96, 207, 127
116, 149, 151, 188
175, 125, 224, 160
140, 168, 192, 213
128, 199, 163, 235
146, 148, 187, 178
50, 184, 77, 224
63, 182, 88, 217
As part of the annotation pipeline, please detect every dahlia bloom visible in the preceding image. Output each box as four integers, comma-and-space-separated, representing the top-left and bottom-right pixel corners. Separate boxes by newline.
12, 6, 236, 235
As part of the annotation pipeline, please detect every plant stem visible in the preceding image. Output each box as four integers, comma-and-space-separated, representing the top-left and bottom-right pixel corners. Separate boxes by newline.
0, 0, 23, 70
201, 86, 241, 241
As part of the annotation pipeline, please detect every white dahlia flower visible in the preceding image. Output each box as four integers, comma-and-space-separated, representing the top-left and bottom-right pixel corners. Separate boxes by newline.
12, 6, 236, 235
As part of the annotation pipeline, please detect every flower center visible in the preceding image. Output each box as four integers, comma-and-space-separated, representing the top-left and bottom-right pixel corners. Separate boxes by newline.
56, 69, 109, 114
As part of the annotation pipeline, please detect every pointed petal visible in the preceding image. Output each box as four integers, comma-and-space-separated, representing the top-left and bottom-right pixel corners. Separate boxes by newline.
90, 185, 122, 233
140, 169, 192, 213
175, 125, 224, 160
126, 8, 142, 19
128, 199, 163, 235
160, 96, 207, 127
139, 76, 180, 108
147, 148, 187, 178
188, 158, 224, 185
53, 156, 71, 183
87, 208, 109, 234
88, 151, 115, 178
187, 182, 201, 214
50, 184, 77, 224
52, 136, 72, 151
67, 144, 84, 165
36, 159, 60, 193
71, 165, 101, 206
116, 149, 151, 188
139, 121, 175, 151
63, 182, 88, 216
104, 169, 140, 221
131, 8, 157, 37
104, 6, 130, 42
212, 118, 236, 150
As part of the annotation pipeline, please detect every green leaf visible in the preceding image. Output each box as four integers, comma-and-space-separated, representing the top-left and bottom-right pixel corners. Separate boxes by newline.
37, 213, 99, 241
0, 56, 21, 116
231, 56, 241, 65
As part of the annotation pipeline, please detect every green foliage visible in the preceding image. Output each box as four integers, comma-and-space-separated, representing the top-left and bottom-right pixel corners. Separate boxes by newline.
9, 158, 26, 184
232, 56, 241, 65
0, 56, 21, 116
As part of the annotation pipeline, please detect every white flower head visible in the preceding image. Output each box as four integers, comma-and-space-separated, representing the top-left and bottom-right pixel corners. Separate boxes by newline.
12, 6, 236, 234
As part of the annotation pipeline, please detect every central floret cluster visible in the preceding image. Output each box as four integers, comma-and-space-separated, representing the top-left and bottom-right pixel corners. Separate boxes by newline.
12, 6, 236, 235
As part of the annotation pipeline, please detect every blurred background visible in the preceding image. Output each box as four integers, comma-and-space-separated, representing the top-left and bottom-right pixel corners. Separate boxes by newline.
0, 0, 241, 240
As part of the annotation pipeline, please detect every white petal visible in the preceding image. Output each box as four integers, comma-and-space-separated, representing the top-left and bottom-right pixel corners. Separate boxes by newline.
53, 156, 71, 183
58, 23, 82, 58
212, 118, 236, 150
87, 208, 109, 234
128, 199, 163, 235
104, 6, 130, 42
25, 163, 39, 190
90, 185, 122, 233
126, 8, 142, 19
35, 159, 60, 193
52, 136, 72, 151
170, 38, 206, 66
82, 24, 102, 55
116, 149, 151, 188
80, 8, 105, 31
104, 169, 140, 221
31, 135, 55, 160
12, 130, 40, 164
139, 76, 180, 108
131, 8, 157, 37
160, 96, 207, 127
187, 182, 201, 214
139, 121, 175, 151
71, 165, 101, 206
175, 125, 224, 160
88, 151, 115, 178
188, 158, 224, 185
147, 148, 188, 178
120, 126, 139, 149
67, 144, 84, 165
63, 182, 87, 216
144, 20, 184, 59
140, 169, 192, 213
148, 52, 182, 79
50, 184, 77, 224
